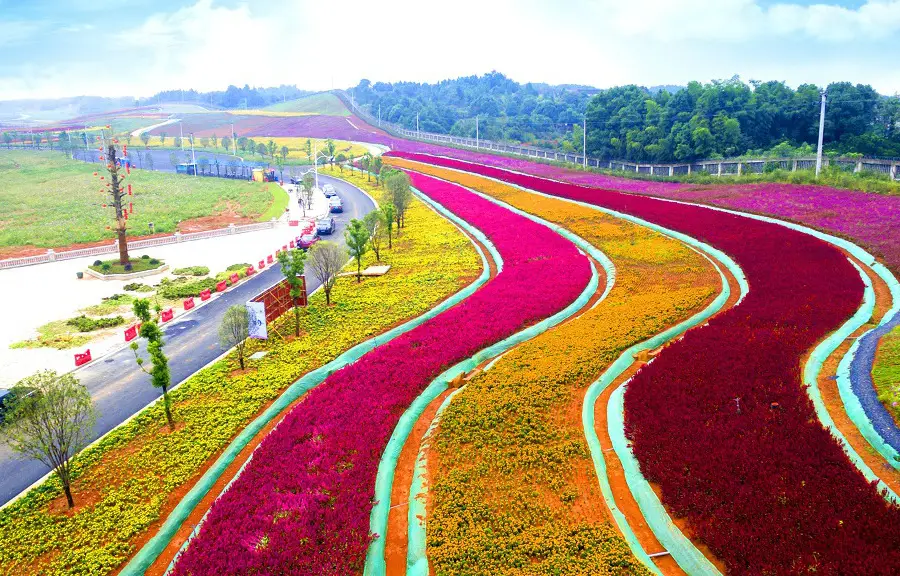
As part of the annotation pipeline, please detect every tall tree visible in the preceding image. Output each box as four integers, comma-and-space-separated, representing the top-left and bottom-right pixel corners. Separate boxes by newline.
344, 219, 370, 282
363, 210, 385, 261
381, 201, 395, 249
103, 144, 131, 263
302, 172, 315, 209
386, 171, 412, 231
159, 132, 167, 146
305, 138, 312, 163
325, 139, 336, 163
2, 370, 97, 509
131, 299, 174, 430
277, 248, 308, 336
307, 241, 346, 306
140, 132, 151, 147
219, 305, 250, 369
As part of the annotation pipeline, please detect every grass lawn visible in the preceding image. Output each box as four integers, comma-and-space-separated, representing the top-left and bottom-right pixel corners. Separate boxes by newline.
88, 257, 165, 275
0, 150, 279, 251
262, 93, 350, 116
875, 325, 900, 422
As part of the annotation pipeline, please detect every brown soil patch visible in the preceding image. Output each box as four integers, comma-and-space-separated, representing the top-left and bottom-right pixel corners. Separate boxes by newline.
592, 254, 741, 575
384, 387, 456, 575
176, 201, 258, 233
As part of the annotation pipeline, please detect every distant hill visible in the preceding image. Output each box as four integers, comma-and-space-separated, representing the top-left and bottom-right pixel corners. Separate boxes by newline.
264, 93, 350, 116
0, 96, 137, 126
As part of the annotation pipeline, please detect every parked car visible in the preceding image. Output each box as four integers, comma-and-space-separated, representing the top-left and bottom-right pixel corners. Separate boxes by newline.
297, 232, 319, 249
316, 216, 336, 235
329, 196, 343, 213
322, 184, 336, 197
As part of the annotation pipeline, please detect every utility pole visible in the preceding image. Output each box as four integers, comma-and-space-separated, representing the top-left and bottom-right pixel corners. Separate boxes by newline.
378, 104, 381, 126
416, 113, 419, 139
583, 116, 587, 169
815, 89, 827, 178
313, 142, 319, 190
190, 133, 196, 176
231, 123, 237, 156
179, 121, 184, 151
476, 117, 479, 148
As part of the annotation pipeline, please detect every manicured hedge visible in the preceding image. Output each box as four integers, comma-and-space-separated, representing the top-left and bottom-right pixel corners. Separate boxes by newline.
389, 152, 900, 575
0, 173, 481, 576
171, 172, 592, 575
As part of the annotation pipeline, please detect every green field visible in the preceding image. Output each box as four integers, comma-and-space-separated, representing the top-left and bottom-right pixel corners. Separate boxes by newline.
0, 150, 281, 251
875, 325, 900, 422
263, 92, 349, 116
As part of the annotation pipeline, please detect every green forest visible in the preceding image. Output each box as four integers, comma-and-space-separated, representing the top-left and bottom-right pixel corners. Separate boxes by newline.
351, 72, 900, 162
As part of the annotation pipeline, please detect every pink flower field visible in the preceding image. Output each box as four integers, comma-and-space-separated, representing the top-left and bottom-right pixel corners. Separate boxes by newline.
171, 171, 591, 575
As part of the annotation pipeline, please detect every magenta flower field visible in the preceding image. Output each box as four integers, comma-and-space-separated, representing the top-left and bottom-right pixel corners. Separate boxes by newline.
388, 151, 900, 575
170, 171, 591, 575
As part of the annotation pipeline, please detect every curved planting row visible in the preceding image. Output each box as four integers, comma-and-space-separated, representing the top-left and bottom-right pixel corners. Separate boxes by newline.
386, 158, 721, 574
170, 172, 592, 574
387, 152, 900, 575
388, 140, 900, 455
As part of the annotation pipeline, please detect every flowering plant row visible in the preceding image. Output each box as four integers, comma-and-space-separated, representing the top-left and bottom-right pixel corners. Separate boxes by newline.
387, 159, 718, 574
390, 140, 900, 276
387, 152, 900, 575
0, 174, 481, 576
171, 172, 592, 575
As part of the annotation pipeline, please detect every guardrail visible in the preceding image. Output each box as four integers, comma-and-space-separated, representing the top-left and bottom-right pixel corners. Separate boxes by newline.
0, 220, 278, 270
335, 90, 900, 182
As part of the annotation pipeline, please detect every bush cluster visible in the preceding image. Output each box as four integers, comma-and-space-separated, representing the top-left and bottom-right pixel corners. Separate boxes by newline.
66, 315, 125, 332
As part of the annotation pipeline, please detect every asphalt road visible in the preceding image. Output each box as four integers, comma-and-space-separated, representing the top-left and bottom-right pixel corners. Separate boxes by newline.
0, 173, 374, 506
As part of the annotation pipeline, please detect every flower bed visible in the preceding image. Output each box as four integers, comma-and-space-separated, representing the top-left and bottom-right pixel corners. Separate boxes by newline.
171, 172, 592, 575
389, 141, 900, 275
387, 152, 900, 575
0, 176, 481, 576
390, 159, 718, 574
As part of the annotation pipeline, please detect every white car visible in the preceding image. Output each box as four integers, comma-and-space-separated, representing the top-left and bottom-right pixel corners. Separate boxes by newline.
329, 196, 343, 213
322, 184, 336, 197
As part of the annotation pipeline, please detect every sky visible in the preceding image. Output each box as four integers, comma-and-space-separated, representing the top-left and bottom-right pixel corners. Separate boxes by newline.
0, 0, 899, 100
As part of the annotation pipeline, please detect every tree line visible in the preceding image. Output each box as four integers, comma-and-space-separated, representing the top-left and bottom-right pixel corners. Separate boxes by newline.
350, 72, 900, 162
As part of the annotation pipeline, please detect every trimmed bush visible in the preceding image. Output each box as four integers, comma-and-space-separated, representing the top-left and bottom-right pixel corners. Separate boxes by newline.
173, 266, 210, 277
66, 315, 125, 332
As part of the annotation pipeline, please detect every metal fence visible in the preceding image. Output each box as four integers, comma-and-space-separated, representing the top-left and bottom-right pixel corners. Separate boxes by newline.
0, 221, 277, 270
336, 91, 900, 182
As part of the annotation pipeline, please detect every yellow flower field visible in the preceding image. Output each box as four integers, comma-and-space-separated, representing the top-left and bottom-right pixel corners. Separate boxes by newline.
386, 158, 720, 575
132, 136, 368, 161
0, 169, 481, 576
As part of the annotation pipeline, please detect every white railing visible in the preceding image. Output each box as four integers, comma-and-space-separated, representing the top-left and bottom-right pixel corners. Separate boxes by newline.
0, 220, 277, 270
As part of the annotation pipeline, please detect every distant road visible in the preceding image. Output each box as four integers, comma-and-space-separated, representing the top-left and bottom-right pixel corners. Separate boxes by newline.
0, 173, 374, 506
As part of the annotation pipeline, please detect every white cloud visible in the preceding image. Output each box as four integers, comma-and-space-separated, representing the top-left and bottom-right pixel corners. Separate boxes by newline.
0, 0, 899, 100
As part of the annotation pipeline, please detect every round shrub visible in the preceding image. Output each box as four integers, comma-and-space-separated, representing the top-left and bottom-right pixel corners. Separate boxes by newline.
93, 259, 102, 266
149, 258, 160, 265
124, 263, 133, 272
101, 263, 112, 273
141, 255, 150, 260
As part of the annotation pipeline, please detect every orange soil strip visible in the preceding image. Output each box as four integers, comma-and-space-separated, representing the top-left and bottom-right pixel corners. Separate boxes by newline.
814, 253, 900, 494
593, 252, 741, 575
384, 387, 455, 575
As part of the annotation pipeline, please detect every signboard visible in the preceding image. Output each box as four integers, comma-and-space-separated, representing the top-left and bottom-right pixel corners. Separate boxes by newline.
247, 301, 267, 340
250, 277, 307, 324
